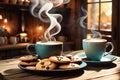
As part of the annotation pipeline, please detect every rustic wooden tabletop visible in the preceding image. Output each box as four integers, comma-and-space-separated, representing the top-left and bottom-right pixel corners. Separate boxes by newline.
0, 50, 120, 80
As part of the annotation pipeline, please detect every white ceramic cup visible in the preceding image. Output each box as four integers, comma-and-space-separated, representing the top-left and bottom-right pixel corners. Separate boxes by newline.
9, 36, 19, 44
0, 37, 5, 45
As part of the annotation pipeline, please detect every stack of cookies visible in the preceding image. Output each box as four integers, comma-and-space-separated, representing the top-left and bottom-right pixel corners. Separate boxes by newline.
19, 55, 82, 70
48, 56, 82, 70
19, 55, 38, 70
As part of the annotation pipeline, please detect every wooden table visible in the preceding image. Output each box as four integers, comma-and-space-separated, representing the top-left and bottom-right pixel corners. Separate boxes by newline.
0, 50, 120, 80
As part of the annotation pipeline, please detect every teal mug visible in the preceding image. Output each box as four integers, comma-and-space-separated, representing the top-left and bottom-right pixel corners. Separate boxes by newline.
82, 38, 114, 61
26, 41, 63, 59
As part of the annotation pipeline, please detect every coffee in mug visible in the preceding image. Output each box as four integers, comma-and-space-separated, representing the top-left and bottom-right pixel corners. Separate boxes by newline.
82, 38, 114, 61
26, 41, 63, 59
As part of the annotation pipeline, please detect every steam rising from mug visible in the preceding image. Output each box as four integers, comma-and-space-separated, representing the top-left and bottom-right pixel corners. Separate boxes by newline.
80, 5, 102, 38
30, 0, 70, 41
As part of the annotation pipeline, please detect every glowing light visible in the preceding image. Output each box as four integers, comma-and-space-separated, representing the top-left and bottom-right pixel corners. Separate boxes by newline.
5, 27, 11, 33
20, 33, 27, 37
86, 34, 92, 39
25, 0, 30, 4
106, 10, 112, 16
39, 26, 43, 30
0, 15, 3, 19
22, 25, 25, 32
3, 25, 5, 28
4, 18, 8, 23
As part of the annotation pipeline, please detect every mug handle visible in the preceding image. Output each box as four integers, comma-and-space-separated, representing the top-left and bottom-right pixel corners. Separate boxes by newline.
104, 42, 114, 56
26, 44, 36, 56
17, 37, 19, 42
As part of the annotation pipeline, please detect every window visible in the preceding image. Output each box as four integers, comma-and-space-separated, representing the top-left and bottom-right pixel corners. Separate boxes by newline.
87, 0, 112, 38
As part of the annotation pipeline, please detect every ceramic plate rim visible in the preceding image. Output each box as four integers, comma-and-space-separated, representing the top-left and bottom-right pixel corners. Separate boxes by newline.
18, 61, 87, 72
74, 52, 117, 63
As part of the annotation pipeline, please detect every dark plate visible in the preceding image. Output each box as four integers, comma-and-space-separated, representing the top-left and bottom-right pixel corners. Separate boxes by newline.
18, 61, 87, 76
74, 52, 117, 65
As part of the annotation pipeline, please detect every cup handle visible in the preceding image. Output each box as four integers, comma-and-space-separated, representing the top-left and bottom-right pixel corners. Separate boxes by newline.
26, 44, 36, 56
17, 37, 19, 42
104, 42, 114, 56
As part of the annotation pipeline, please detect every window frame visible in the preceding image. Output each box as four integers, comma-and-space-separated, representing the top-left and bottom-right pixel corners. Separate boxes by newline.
86, 0, 112, 40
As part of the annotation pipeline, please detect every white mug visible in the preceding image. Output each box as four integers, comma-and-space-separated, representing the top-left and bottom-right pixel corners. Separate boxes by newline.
9, 36, 19, 44
0, 37, 5, 45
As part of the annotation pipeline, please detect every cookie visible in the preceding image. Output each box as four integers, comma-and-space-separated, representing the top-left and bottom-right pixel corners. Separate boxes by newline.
59, 63, 80, 69
36, 59, 57, 70
19, 55, 38, 62
19, 61, 37, 66
49, 56, 71, 64
65, 54, 72, 59
70, 57, 82, 63
26, 66, 36, 70
66, 55, 82, 63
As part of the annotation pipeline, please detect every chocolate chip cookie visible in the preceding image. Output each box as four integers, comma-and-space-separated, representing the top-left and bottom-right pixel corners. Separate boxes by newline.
49, 56, 71, 64
36, 59, 57, 70
19, 55, 38, 62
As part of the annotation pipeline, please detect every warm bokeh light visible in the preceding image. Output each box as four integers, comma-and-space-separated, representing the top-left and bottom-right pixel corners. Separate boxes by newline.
0, 15, 3, 19
2, 25, 5, 28
25, 0, 30, 4
5, 26, 11, 33
4, 18, 8, 23
20, 33, 27, 37
39, 26, 43, 30
86, 34, 92, 39
22, 25, 25, 32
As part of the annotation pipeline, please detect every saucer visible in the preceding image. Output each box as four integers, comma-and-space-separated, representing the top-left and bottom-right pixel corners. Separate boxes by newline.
74, 52, 117, 64
18, 61, 87, 76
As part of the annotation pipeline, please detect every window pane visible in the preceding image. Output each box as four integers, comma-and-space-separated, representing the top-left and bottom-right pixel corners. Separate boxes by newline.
87, 4, 99, 30
100, 2, 112, 31
88, 0, 99, 2
101, 0, 112, 2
